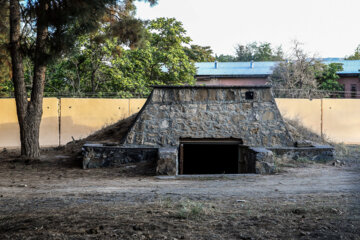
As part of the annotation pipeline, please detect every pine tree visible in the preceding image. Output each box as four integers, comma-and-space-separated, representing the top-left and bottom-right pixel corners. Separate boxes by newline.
8, 0, 157, 159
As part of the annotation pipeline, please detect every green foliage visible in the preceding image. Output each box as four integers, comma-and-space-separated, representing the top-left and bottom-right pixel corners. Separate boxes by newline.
19, 0, 158, 61
20, 0, 116, 62
215, 42, 283, 62
346, 45, 360, 60
215, 54, 236, 62
1, 0, 158, 97
316, 63, 344, 92
185, 45, 215, 62
45, 17, 196, 97
146, 18, 196, 85
234, 42, 284, 61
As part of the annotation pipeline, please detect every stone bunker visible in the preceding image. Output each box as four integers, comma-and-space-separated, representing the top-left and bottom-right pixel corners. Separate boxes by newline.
82, 86, 334, 175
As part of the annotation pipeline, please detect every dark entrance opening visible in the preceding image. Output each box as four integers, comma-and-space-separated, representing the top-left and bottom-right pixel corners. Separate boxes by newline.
179, 139, 255, 175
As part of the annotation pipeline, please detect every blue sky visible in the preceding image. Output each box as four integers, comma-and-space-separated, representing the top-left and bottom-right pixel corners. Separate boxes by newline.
135, 0, 360, 58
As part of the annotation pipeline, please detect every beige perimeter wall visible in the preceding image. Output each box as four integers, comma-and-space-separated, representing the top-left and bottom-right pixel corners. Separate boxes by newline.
0, 98, 359, 148
275, 99, 322, 136
60, 98, 146, 145
0, 98, 59, 148
275, 98, 360, 144
322, 99, 360, 144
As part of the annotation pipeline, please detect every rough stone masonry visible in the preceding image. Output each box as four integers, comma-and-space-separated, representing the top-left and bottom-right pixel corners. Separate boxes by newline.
82, 86, 334, 175
121, 86, 294, 175
123, 86, 293, 148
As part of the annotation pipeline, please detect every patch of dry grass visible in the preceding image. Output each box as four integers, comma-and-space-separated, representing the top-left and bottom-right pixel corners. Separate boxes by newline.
284, 118, 360, 165
64, 114, 137, 155
284, 119, 328, 145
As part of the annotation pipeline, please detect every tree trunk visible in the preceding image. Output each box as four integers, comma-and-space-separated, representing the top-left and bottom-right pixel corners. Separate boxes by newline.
10, 0, 28, 156
9, 0, 48, 159
91, 69, 97, 93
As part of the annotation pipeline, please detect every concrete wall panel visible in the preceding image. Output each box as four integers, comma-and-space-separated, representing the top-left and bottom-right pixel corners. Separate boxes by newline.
275, 99, 322, 135
0, 98, 59, 148
0, 99, 20, 148
60, 98, 130, 145
40, 98, 60, 147
323, 99, 360, 144
129, 99, 146, 116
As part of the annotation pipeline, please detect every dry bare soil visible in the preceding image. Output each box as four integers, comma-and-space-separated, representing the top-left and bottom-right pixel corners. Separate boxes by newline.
0, 147, 359, 240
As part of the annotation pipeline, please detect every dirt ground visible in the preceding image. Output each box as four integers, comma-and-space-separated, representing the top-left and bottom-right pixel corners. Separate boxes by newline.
0, 147, 359, 240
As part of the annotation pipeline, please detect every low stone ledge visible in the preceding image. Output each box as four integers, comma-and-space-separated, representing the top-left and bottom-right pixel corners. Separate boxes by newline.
81, 143, 334, 174
82, 143, 158, 169
268, 145, 334, 162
